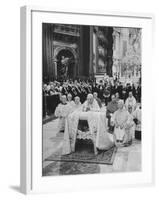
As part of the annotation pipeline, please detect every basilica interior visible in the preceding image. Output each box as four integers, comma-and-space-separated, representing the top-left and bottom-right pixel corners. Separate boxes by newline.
42, 23, 142, 176
42, 23, 141, 83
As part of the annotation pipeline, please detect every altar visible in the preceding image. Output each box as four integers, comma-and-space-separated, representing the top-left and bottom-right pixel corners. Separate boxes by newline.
62, 110, 114, 155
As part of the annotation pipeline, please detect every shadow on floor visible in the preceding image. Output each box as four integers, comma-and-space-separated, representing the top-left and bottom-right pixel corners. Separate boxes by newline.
9, 185, 21, 194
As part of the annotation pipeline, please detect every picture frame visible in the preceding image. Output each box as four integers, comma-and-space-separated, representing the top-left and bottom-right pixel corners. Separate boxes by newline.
20, 6, 155, 194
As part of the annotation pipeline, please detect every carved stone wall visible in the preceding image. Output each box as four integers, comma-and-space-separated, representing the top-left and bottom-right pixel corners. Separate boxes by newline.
42, 23, 80, 82
112, 27, 141, 82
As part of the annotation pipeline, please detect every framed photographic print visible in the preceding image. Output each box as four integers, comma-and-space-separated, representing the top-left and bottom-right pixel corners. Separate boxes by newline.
20, 6, 155, 194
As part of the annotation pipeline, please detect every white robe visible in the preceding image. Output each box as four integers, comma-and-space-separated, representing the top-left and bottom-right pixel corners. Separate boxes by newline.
112, 109, 129, 141
124, 113, 135, 142
125, 96, 136, 111
82, 99, 100, 112
54, 103, 72, 133
62, 111, 114, 155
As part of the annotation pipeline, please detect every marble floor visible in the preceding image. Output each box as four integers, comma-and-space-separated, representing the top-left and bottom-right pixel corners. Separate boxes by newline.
42, 119, 141, 176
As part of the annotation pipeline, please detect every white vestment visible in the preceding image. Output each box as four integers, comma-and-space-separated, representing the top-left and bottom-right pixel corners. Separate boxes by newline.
54, 103, 72, 133
62, 111, 114, 155
124, 113, 135, 142
112, 109, 129, 141
73, 103, 82, 111
125, 96, 136, 111
82, 99, 100, 112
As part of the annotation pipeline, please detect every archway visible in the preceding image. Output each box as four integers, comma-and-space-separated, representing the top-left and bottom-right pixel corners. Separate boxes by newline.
56, 49, 76, 80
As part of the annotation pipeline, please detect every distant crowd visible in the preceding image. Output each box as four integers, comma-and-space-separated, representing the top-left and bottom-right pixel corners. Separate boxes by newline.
43, 78, 141, 117
43, 77, 141, 146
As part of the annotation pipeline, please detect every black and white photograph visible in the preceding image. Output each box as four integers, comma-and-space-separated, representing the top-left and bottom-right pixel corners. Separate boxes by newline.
42, 23, 142, 176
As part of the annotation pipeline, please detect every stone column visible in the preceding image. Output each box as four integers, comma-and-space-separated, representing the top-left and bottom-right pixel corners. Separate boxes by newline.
79, 26, 84, 77
93, 29, 97, 75
107, 27, 113, 77
95, 27, 99, 74
53, 58, 57, 79
89, 26, 93, 77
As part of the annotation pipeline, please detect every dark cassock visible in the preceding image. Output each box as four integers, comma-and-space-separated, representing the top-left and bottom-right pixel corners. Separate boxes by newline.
113, 84, 119, 94
126, 84, 132, 97
133, 106, 141, 140
132, 84, 136, 97
106, 99, 118, 132
43, 90, 47, 117
92, 83, 99, 94
117, 83, 123, 99
80, 87, 87, 103
43, 88, 53, 116
103, 86, 111, 106
137, 85, 141, 103
122, 88, 127, 102
98, 84, 104, 100
111, 85, 116, 96
47, 91, 60, 115
108, 85, 113, 97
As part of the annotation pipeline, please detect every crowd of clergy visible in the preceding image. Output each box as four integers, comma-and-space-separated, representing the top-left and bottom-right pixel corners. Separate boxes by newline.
43, 78, 141, 147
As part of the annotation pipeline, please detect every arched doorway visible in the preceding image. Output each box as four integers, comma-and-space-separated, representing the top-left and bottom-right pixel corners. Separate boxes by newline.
56, 49, 76, 80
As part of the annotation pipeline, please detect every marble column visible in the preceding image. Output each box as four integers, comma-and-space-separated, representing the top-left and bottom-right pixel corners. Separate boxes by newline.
89, 26, 93, 77
54, 60, 57, 78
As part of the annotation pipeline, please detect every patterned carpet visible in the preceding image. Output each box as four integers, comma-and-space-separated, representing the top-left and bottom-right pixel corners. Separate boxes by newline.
43, 161, 101, 176
43, 140, 117, 176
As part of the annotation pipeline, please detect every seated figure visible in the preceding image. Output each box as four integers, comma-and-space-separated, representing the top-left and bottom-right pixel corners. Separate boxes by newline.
111, 100, 130, 146
82, 94, 100, 112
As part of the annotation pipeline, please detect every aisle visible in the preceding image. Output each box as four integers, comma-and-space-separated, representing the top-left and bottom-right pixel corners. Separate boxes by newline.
42, 119, 141, 176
